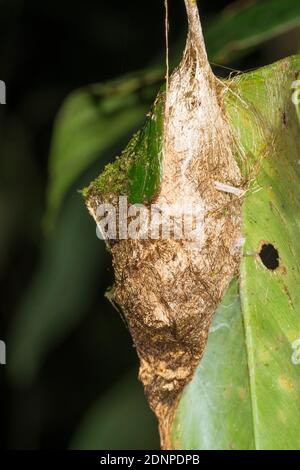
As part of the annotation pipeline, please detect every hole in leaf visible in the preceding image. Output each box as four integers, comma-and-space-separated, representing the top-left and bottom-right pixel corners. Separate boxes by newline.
259, 243, 279, 270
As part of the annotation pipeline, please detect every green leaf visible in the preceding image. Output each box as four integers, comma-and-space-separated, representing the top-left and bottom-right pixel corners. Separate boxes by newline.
171, 279, 254, 450
46, 69, 162, 228
171, 56, 300, 449
83, 93, 165, 204
70, 370, 159, 450
206, 0, 300, 63
233, 57, 300, 449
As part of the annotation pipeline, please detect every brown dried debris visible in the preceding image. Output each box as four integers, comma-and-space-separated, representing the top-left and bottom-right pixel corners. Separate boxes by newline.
86, 0, 244, 449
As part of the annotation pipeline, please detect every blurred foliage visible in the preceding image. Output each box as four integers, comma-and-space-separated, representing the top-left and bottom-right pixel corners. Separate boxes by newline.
70, 370, 160, 450
206, 0, 300, 62
1, 0, 300, 450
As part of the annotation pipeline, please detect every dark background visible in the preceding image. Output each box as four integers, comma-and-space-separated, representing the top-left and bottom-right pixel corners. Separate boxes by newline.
0, 0, 299, 450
